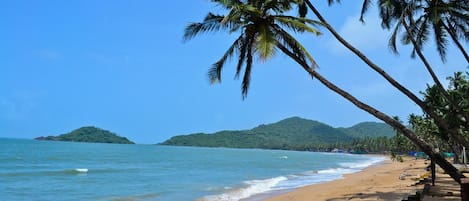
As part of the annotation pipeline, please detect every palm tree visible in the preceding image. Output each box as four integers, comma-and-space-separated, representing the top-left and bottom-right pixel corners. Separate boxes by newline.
184, 0, 321, 98
184, 0, 464, 183
374, 0, 469, 145
291, 0, 468, 182
377, 0, 469, 63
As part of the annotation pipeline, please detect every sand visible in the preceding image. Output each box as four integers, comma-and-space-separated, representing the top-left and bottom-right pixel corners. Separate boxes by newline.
264, 157, 428, 201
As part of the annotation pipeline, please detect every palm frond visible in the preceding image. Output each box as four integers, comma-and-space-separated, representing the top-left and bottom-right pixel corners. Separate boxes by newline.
388, 20, 402, 54
208, 35, 244, 84
360, 0, 373, 23
447, 10, 469, 41
184, 13, 235, 41
327, 0, 341, 6
272, 24, 317, 68
298, 1, 308, 17
264, 0, 293, 14
235, 35, 249, 79
274, 15, 322, 34
241, 39, 254, 99
211, 0, 242, 9
255, 24, 277, 60
432, 20, 449, 62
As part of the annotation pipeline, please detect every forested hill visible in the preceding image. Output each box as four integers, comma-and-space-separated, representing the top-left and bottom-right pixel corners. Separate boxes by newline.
339, 122, 395, 138
35, 126, 135, 144
161, 117, 394, 150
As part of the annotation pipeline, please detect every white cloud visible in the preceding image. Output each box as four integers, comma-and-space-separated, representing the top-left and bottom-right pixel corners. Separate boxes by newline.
327, 13, 389, 54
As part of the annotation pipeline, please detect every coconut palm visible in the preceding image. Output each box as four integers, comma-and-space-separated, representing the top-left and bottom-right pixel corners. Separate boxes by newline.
305, 0, 468, 183
302, 0, 467, 145
185, 0, 464, 183
184, 0, 321, 98
374, 0, 469, 63
375, 0, 469, 138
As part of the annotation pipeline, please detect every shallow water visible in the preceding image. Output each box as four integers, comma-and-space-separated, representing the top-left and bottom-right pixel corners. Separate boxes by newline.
0, 138, 384, 201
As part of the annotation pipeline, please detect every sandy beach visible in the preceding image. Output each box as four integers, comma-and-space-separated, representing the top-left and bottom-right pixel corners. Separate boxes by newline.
264, 157, 428, 201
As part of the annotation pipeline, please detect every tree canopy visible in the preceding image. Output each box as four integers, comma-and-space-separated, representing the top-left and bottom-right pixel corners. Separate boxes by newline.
35, 126, 135, 144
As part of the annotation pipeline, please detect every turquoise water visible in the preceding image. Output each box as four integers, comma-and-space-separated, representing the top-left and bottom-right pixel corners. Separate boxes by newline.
0, 138, 385, 201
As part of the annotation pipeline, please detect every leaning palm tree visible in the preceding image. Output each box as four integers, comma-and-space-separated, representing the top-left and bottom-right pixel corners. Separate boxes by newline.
293, 0, 469, 180
375, 0, 469, 145
184, 0, 464, 182
301, 0, 468, 147
375, 0, 469, 63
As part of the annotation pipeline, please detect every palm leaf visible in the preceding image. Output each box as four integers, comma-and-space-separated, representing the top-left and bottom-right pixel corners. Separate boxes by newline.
272, 24, 317, 68
208, 35, 244, 84
388, 20, 402, 54
360, 0, 372, 23
235, 35, 249, 79
274, 15, 322, 34
432, 20, 449, 62
255, 24, 277, 60
241, 38, 255, 99
184, 13, 235, 41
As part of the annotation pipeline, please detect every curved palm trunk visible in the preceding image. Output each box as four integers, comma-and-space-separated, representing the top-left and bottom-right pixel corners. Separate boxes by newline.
276, 43, 465, 184
304, 0, 467, 169
402, 20, 469, 148
304, 1, 430, 118
443, 20, 469, 63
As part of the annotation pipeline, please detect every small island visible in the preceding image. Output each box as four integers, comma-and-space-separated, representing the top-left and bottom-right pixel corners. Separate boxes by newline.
35, 126, 134, 144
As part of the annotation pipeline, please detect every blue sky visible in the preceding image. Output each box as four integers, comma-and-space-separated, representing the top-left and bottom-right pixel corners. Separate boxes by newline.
1, 1, 467, 144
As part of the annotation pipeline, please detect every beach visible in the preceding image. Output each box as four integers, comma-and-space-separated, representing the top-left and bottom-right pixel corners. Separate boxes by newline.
264, 157, 427, 201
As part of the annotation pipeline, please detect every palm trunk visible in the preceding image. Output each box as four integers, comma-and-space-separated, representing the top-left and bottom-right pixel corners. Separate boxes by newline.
402, 20, 469, 148
305, 1, 453, 130
443, 20, 469, 63
304, 1, 437, 124
276, 43, 465, 183
304, 1, 466, 182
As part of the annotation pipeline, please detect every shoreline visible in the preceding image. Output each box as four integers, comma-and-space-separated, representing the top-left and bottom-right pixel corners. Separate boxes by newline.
261, 156, 427, 201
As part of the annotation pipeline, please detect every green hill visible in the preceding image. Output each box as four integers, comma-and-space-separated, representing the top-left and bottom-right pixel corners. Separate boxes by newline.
35, 126, 134, 144
161, 117, 394, 150
340, 122, 394, 138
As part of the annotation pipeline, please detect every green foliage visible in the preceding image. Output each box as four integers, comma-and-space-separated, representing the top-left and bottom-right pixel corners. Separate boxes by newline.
35, 126, 134, 144
183, 0, 321, 98
339, 122, 394, 138
161, 117, 395, 151
408, 71, 469, 161
390, 152, 404, 163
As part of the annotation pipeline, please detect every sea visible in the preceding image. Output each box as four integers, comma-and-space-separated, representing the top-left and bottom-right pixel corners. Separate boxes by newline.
0, 138, 385, 201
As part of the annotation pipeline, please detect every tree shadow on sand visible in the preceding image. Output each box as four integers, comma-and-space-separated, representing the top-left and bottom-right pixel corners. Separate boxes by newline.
325, 191, 410, 201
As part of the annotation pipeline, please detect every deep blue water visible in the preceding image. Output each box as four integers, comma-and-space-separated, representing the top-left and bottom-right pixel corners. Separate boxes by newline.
0, 138, 384, 201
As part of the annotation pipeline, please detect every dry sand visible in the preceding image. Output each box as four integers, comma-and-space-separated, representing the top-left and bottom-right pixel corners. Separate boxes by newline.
264, 157, 428, 201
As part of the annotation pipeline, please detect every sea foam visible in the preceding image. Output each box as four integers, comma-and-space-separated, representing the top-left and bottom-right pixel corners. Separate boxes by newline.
202, 176, 287, 201
339, 156, 385, 169
202, 155, 386, 201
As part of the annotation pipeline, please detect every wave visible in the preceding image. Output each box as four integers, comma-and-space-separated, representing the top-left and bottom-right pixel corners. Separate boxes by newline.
339, 156, 385, 169
201, 156, 386, 201
317, 167, 356, 175
0, 167, 128, 177
201, 176, 287, 201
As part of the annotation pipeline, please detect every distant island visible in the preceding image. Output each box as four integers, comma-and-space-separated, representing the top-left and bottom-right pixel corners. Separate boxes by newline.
35, 126, 134, 144
160, 117, 394, 151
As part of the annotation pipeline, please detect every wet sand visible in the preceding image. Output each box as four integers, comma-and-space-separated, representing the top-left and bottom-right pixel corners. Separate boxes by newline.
264, 157, 428, 201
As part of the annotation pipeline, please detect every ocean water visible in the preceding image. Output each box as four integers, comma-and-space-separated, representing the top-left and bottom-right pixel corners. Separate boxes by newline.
0, 138, 385, 201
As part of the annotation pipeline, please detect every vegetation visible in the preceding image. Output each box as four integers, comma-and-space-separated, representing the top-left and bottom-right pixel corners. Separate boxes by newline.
184, 0, 468, 183
408, 72, 469, 163
35, 126, 134, 144
162, 117, 395, 151
339, 122, 395, 139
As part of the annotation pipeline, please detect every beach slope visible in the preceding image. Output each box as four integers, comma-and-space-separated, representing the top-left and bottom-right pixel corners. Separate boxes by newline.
264, 158, 426, 201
